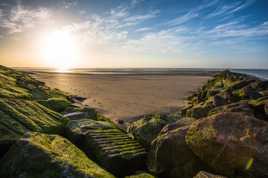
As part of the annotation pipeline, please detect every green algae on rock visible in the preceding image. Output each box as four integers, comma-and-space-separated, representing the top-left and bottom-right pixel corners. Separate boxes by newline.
0, 132, 115, 178
148, 123, 204, 178
39, 97, 72, 113
0, 98, 64, 144
65, 119, 147, 177
186, 112, 268, 178
125, 172, 155, 178
127, 114, 177, 147
182, 70, 268, 120
193, 171, 227, 178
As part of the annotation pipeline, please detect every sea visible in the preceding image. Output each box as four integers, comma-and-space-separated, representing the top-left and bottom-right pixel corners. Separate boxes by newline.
17, 68, 268, 80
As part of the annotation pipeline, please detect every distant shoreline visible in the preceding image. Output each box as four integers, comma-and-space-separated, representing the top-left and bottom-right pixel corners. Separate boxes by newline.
15, 68, 268, 80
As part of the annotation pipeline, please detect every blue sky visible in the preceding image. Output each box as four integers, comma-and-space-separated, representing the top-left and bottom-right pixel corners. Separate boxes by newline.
0, 0, 268, 68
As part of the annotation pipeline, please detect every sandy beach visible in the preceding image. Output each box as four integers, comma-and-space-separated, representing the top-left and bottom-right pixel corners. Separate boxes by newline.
33, 73, 211, 121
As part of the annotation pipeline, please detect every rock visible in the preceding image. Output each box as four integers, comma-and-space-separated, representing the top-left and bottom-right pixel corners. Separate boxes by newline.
65, 119, 147, 177
242, 86, 262, 99
186, 112, 268, 177
212, 94, 226, 107
226, 79, 255, 92
265, 102, 268, 116
207, 89, 221, 97
125, 172, 155, 178
255, 81, 268, 91
0, 98, 64, 142
160, 117, 195, 134
0, 132, 115, 178
249, 96, 268, 120
208, 101, 254, 116
193, 171, 227, 178
118, 119, 125, 124
186, 102, 213, 119
63, 107, 98, 120
148, 125, 204, 178
68, 95, 87, 102
39, 97, 72, 113
127, 114, 176, 147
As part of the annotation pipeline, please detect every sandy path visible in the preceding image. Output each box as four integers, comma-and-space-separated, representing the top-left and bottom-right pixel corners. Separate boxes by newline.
34, 73, 210, 121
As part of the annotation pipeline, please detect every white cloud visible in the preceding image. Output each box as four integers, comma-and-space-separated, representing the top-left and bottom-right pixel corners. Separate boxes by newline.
230, 0, 256, 13
0, 4, 51, 34
135, 27, 152, 32
166, 12, 198, 26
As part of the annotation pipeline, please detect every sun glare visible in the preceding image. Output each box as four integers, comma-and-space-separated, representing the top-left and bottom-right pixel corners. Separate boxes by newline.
40, 30, 78, 72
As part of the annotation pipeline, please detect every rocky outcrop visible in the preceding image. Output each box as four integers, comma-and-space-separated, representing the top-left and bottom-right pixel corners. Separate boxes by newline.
193, 171, 227, 178
148, 123, 204, 178
65, 119, 147, 177
186, 112, 268, 178
127, 114, 177, 147
182, 70, 268, 120
0, 132, 115, 178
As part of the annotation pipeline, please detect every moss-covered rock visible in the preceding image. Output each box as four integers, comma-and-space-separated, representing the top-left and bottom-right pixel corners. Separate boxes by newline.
186, 112, 268, 178
148, 124, 204, 178
65, 119, 147, 177
208, 100, 254, 116
125, 172, 155, 178
39, 97, 72, 113
0, 132, 115, 178
0, 98, 64, 141
127, 114, 177, 147
193, 171, 227, 178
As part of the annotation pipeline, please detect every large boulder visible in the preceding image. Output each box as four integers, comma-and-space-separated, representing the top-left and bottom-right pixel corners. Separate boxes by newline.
0, 132, 115, 178
65, 119, 147, 177
148, 124, 204, 178
127, 114, 177, 146
186, 112, 268, 178
193, 171, 227, 178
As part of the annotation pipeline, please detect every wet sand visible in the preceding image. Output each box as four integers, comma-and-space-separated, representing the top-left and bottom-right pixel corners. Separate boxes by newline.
33, 73, 211, 121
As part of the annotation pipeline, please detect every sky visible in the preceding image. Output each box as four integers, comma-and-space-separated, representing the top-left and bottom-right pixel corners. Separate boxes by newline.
0, 0, 268, 69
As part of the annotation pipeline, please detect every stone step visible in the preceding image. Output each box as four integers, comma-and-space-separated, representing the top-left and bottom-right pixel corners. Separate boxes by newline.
96, 140, 137, 145
88, 133, 129, 139
93, 137, 131, 142
65, 119, 147, 177
100, 143, 141, 150
108, 150, 146, 158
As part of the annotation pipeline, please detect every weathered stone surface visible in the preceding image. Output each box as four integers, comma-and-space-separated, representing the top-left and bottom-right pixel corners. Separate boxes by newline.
65, 119, 147, 177
125, 172, 155, 178
193, 171, 227, 178
265, 102, 268, 116
208, 101, 254, 116
0, 65, 68, 151
212, 94, 226, 107
160, 117, 195, 134
148, 125, 203, 178
186, 112, 268, 177
39, 97, 72, 113
186, 102, 213, 119
0, 132, 115, 178
0, 98, 64, 142
127, 114, 177, 146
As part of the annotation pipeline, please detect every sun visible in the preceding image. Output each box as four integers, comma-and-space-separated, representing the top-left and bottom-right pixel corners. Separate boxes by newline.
40, 30, 77, 72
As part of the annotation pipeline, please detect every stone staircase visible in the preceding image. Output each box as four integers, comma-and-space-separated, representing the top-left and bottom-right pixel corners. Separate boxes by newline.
65, 119, 147, 177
